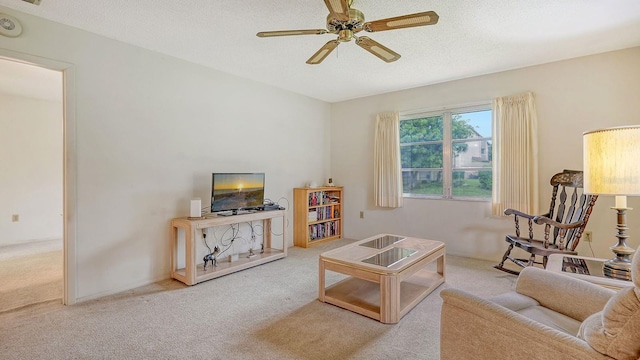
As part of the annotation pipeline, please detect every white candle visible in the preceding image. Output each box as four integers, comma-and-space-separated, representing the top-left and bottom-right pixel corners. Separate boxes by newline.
615, 195, 627, 209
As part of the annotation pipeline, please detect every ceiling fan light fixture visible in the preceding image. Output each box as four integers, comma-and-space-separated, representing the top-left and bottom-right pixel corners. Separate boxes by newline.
326, 8, 364, 32
338, 29, 353, 42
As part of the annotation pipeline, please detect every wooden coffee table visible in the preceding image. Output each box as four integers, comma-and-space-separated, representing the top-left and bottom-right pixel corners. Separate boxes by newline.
318, 234, 445, 324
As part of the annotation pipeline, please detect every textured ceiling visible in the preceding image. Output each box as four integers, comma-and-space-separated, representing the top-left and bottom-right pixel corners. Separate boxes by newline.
1, 0, 640, 103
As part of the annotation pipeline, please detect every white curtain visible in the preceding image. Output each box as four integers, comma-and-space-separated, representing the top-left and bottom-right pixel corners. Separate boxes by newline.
374, 112, 404, 208
492, 92, 539, 216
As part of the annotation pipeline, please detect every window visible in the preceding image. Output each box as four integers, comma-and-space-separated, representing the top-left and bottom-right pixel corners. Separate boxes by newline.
400, 104, 492, 200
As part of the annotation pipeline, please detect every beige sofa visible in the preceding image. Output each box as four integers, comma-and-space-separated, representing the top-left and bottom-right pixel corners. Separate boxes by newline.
440, 250, 640, 360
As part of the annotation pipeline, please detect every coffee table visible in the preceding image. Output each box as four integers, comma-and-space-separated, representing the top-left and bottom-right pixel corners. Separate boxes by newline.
318, 234, 445, 323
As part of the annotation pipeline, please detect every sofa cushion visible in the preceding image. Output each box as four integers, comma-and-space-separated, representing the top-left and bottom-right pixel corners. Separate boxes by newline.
577, 248, 640, 360
516, 267, 615, 322
491, 292, 582, 335
490, 292, 539, 311
578, 287, 640, 360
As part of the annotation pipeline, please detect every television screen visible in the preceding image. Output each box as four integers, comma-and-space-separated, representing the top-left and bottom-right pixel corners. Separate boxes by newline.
211, 173, 265, 212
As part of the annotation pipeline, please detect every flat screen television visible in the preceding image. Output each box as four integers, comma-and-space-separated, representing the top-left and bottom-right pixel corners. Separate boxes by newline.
211, 173, 265, 213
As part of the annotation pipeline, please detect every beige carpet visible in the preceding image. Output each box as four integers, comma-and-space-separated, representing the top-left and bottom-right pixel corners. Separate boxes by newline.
0, 239, 516, 360
0, 240, 63, 313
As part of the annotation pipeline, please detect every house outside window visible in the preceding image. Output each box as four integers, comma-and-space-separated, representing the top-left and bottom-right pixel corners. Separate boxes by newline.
400, 104, 492, 200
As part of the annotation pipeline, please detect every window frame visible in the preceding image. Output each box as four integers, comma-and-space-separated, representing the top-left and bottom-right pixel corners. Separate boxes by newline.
399, 102, 492, 201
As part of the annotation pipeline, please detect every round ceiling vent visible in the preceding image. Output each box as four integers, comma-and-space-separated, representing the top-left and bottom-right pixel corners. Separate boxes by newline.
0, 14, 23, 38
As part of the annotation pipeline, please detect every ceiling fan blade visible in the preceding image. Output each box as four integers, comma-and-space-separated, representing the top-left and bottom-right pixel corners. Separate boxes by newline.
355, 36, 401, 63
324, 0, 350, 21
257, 29, 328, 37
363, 11, 439, 32
306, 40, 340, 65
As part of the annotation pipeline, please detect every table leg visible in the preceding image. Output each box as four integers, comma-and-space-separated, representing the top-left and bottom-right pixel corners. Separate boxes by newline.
185, 226, 195, 285
318, 259, 326, 302
380, 275, 400, 324
264, 219, 272, 249
170, 225, 177, 278
438, 252, 446, 278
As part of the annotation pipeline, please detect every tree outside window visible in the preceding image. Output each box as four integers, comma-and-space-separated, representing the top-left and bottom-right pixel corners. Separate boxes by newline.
400, 107, 492, 200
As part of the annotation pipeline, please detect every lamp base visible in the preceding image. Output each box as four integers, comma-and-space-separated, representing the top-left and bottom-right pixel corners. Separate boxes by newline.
603, 206, 635, 281
603, 259, 632, 281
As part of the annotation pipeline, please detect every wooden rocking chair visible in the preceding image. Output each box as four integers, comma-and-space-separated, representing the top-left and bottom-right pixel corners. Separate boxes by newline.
494, 170, 598, 275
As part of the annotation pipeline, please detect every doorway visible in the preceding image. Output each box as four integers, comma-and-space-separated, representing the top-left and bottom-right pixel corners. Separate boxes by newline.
0, 50, 77, 307
0, 58, 62, 312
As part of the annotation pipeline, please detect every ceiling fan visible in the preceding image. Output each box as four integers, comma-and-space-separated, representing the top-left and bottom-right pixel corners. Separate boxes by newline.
256, 0, 439, 64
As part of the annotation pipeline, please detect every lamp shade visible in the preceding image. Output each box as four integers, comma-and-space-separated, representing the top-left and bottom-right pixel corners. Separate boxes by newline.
583, 125, 640, 195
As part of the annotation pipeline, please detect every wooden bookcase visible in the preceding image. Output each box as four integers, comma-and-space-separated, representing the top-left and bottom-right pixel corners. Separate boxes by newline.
293, 186, 343, 248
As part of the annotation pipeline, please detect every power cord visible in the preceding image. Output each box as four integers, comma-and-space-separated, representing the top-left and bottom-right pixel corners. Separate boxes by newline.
203, 224, 241, 269
587, 238, 595, 257
247, 221, 264, 255
276, 197, 290, 210
270, 218, 289, 236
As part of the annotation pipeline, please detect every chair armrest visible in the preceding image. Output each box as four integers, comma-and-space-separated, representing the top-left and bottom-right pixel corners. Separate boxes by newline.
440, 288, 608, 360
516, 267, 615, 321
504, 208, 550, 220
533, 216, 584, 230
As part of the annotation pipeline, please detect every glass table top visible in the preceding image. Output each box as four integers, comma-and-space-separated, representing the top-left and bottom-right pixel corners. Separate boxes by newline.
362, 247, 417, 268
359, 235, 405, 249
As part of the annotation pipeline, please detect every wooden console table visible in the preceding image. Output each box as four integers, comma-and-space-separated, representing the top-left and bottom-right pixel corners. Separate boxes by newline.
170, 210, 286, 285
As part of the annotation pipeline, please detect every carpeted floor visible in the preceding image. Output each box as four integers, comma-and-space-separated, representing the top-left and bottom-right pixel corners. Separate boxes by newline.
0, 239, 516, 360
0, 239, 63, 313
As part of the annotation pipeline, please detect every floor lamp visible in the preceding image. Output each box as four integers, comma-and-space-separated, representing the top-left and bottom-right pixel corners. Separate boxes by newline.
583, 126, 640, 280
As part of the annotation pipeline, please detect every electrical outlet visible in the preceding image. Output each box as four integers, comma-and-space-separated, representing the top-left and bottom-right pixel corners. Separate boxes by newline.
584, 231, 593, 242
360, 211, 364, 219
11, 214, 19, 222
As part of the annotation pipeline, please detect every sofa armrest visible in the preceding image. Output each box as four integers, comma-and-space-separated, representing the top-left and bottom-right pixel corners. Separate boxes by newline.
440, 288, 609, 360
516, 267, 615, 322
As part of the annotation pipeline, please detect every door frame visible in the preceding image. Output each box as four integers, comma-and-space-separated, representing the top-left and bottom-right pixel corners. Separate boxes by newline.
0, 49, 77, 305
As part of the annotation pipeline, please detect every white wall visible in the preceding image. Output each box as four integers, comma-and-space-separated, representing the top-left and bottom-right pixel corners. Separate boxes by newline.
2, 5, 637, 301
0, 7, 331, 301
331, 47, 640, 262
0, 94, 63, 246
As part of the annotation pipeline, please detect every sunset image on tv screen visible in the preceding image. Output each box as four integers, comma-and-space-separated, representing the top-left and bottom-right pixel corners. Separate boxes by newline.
211, 173, 265, 211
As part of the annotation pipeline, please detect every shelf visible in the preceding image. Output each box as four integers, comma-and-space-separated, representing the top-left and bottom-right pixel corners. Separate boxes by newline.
308, 234, 341, 246
195, 249, 285, 282
309, 217, 341, 225
399, 268, 444, 317
294, 187, 343, 248
308, 203, 340, 209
